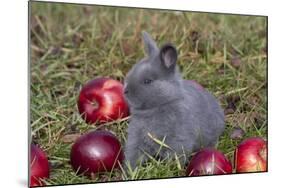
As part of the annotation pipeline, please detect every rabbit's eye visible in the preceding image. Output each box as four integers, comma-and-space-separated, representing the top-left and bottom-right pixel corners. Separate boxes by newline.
143, 79, 153, 84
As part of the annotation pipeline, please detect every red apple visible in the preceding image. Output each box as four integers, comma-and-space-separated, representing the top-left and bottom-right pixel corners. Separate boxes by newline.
186, 148, 232, 176
70, 130, 124, 176
78, 77, 129, 124
235, 137, 267, 173
30, 144, 50, 187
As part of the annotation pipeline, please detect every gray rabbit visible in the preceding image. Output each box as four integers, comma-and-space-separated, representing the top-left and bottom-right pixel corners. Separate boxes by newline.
123, 32, 225, 169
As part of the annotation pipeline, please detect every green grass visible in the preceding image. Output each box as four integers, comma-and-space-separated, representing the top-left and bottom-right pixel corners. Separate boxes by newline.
30, 1, 267, 186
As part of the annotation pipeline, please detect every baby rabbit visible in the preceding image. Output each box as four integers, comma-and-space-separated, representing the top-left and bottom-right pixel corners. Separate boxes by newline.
123, 31, 225, 169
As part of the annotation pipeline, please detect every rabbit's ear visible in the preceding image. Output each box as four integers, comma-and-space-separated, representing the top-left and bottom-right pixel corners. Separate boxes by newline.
142, 31, 158, 56
160, 43, 177, 69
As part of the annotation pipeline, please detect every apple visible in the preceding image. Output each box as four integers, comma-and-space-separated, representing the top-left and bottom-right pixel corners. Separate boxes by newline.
70, 130, 124, 176
78, 77, 129, 124
186, 148, 232, 176
235, 137, 267, 173
30, 144, 50, 187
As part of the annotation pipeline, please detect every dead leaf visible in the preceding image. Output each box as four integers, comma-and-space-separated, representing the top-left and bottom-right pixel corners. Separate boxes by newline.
230, 56, 242, 69
224, 95, 240, 115
224, 108, 235, 115
217, 64, 225, 74
51, 46, 62, 55
83, 6, 92, 16
90, 172, 97, 180
72, 33, 84, 47
121, 39, 134, 56
230, 127, 245, 139
61, 133, 81, 143
226, 112, 261, 128
210, 51, 224, 64
190, 30, 200, 43
50, 160, 64, 169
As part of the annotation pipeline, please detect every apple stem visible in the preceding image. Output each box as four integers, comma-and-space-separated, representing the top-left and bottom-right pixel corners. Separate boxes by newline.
90, 100, 99, 109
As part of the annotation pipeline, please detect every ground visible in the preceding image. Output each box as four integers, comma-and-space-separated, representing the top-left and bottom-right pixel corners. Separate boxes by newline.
30, 1, 267, 186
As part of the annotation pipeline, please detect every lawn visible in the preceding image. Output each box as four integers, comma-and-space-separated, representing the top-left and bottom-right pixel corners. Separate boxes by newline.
30, 1, 267, 186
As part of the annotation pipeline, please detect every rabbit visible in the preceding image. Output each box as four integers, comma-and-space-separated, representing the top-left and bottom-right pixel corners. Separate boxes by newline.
123, 31, 225, 169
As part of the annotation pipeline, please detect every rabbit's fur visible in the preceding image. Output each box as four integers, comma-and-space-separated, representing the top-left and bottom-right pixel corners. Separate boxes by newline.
123, 32, 225, 169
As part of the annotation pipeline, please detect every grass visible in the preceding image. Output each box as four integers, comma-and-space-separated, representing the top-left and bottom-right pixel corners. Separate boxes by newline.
30, 1, 267, 186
